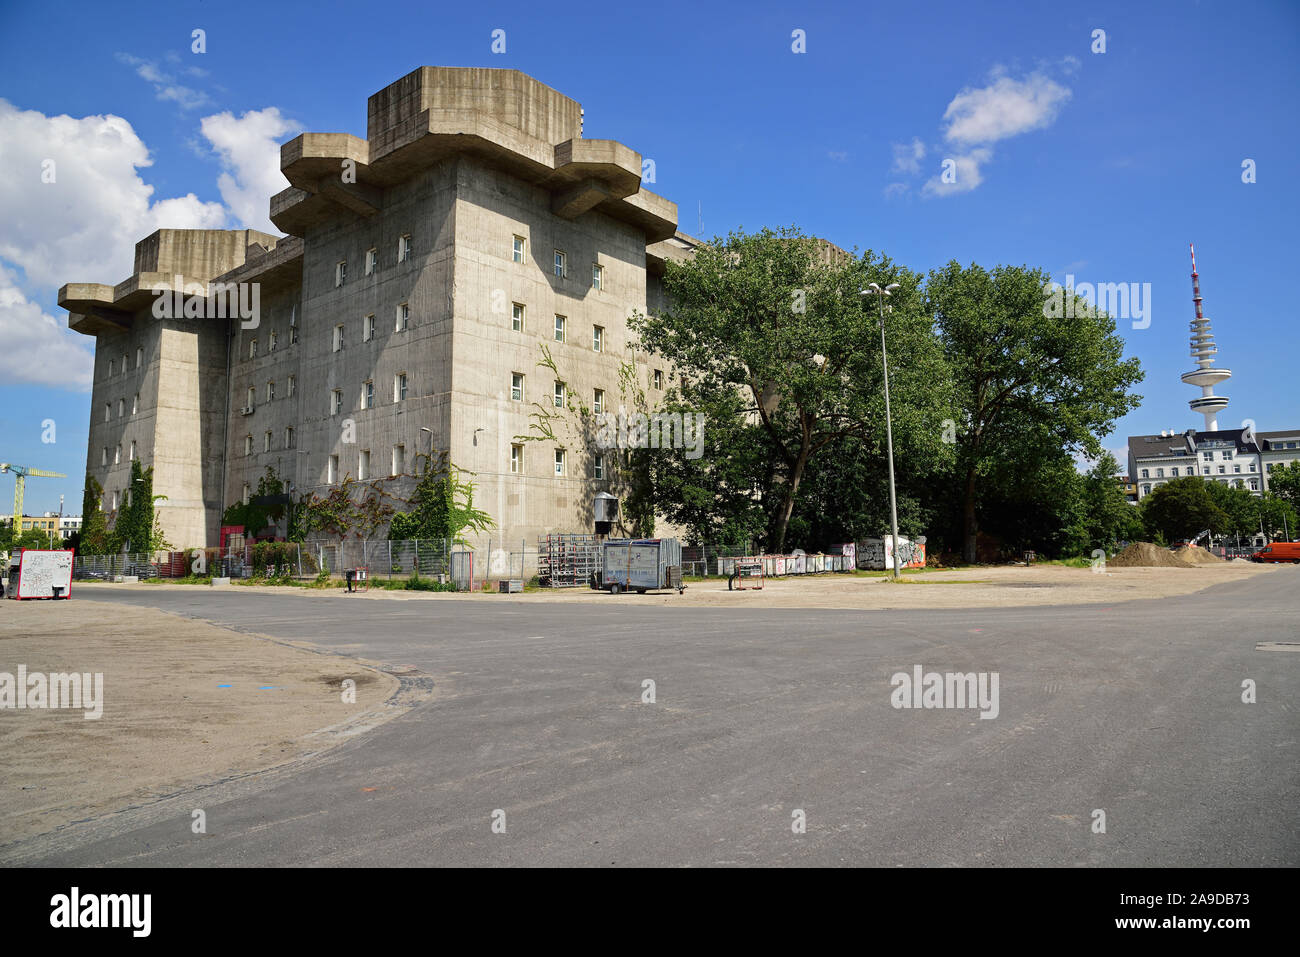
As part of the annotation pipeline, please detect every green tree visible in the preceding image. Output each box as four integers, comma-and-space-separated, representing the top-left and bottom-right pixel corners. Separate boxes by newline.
1204, 481, 1261, 542
1074, 452, 1144, 554
1257, 491, 1298, 541
1267, 461, 1300, 516
1140, 477, 1229, 542
926, 262, 1143, 563
78, 475, 111, 554
631, 226, 953, 552
634, 386, 770, 548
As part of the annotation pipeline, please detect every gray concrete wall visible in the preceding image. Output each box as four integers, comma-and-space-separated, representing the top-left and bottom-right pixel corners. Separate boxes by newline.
448, 155, 667, 543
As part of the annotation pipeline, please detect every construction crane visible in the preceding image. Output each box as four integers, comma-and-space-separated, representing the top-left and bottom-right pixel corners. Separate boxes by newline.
0, 463, 68, 536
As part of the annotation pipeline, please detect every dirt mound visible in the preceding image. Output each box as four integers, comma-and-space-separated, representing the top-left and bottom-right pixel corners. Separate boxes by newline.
1173, 545, 1224, 565
1109, 543, 1185, 567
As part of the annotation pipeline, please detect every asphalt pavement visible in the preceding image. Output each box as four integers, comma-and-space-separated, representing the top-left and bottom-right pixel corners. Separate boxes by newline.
7, 570, 1298, 866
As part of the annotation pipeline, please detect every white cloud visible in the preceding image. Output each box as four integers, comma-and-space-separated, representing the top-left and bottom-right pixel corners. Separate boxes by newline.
116, 53, 213, 111
0, 99, 227, 290
941, 72, 1071, 146
0, 99, 297, 393
922, 148, 992, 197
891, 67, 1072, 199
883, 182, 910, 199
199, 108, 299, 234
890, 137, 926, 175
827, 150, 849, 162
0, 264, 93, 390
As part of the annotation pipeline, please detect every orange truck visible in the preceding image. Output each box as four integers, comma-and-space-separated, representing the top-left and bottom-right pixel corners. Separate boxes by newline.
1252, 542, 1300, 563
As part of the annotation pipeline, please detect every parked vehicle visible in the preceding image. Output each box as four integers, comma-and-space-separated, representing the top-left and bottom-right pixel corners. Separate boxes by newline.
1251, 542, 1300, 563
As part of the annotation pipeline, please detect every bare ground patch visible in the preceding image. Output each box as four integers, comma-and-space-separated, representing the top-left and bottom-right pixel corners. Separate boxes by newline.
0, 599, 402, 847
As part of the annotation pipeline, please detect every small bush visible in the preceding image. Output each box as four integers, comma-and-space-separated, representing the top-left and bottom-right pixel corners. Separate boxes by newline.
404, 571, 455, 592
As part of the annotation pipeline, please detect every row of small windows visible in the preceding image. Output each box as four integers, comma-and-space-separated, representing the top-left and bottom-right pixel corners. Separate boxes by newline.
249, 443, 603, 490
1141, 463, 1257, 478
330, 306, 409, 352
324, 374, 408, 417
1141, 477, 1260, 495
507, 445, 604, 479
509, 302, 600, 349
99, 489, 131, 512
106, 349, 144, 377
508, 370, 662, 406
244, 428, 297, 455
242, 376, 296, 412
245, 312, 299, 360
243, 440, 606, 497
510, 234, 604, 290
103, 395, 140, 422
334, 237, 412, 288
100, 440, 136, 466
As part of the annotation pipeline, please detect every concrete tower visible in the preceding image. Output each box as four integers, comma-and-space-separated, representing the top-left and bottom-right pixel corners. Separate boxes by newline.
1180, 244, 1230, 431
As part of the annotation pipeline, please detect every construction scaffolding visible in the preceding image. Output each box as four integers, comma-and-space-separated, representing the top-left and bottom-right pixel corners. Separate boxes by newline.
537, 533, 601, 588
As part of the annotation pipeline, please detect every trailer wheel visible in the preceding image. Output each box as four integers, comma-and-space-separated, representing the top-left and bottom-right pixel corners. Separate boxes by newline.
636, 588, 647, 594
609, 583, 621, 595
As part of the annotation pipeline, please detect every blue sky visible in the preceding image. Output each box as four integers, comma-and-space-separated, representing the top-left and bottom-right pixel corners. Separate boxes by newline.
1, 0, 1297, 513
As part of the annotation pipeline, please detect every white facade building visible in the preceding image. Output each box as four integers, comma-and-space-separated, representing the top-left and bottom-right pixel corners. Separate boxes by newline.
1128, 428, 1299, 501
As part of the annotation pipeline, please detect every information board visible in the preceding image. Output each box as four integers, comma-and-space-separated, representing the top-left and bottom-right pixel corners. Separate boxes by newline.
14, 550, 74, 599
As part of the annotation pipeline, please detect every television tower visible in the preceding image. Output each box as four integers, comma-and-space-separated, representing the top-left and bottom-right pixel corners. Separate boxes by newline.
1180, 244, 1230, 431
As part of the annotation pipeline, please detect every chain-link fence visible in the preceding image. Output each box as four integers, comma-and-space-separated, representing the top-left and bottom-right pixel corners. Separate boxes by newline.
69, 538, 879, 590
73, 540, 497, 590
71, 553, 159, 580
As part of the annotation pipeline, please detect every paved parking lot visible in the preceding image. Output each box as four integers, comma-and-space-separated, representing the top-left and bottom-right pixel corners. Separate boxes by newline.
6, 569, 1298, 866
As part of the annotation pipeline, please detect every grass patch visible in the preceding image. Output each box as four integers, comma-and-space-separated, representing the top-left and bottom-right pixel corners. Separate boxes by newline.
232, 576, 345, 589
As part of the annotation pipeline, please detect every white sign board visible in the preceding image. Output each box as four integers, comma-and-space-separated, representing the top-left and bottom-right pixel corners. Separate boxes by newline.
15, 550, 74, 599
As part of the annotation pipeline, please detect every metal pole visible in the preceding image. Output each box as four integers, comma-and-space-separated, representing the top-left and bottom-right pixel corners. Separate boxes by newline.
877, 292, 902, 580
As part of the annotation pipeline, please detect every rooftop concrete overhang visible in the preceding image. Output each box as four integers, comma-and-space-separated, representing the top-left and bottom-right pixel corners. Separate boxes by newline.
211, 235, 304, 293
59, 243, 303, 336
646, 231, 704, 275
272, 115, 677, 242
279, 133, 382, 221
60, 277, 197, 336
60, 283, 131, 336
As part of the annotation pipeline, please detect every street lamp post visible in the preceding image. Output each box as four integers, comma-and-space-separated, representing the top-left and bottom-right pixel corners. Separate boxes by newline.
863, 282, 902, 579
